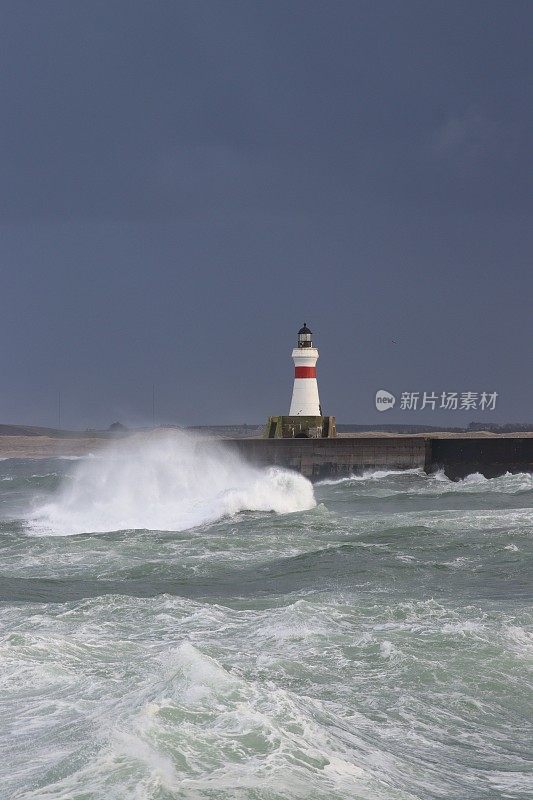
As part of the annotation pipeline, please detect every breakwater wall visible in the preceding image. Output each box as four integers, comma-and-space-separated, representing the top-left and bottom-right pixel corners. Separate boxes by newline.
429, 436, 533, 480
226, 436, 533, 481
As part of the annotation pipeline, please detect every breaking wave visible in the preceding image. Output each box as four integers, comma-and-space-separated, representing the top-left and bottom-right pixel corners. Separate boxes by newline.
317, 468, 424, 485
318, 468, 533, 495
29, 432, 315, 535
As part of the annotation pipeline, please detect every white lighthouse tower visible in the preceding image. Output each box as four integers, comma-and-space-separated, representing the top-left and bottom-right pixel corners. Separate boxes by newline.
264, 322, 334, 438
289, 323, 321, 416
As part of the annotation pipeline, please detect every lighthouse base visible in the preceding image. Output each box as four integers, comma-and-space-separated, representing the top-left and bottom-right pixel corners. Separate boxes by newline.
264, 416, 336, 439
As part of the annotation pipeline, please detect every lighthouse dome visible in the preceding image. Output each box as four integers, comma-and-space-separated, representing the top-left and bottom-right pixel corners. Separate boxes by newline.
297, 323, 313, 348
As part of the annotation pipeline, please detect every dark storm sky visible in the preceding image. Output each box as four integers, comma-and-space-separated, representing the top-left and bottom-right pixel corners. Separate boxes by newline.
1, 0, 532, 428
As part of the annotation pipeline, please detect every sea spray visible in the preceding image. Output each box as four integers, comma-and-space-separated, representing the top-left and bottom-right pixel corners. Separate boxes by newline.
30, 431, 316, 535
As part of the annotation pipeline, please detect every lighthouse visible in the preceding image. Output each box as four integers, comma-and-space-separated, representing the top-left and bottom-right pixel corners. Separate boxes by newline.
289, 323, 321, 416
264, 323, 335, 438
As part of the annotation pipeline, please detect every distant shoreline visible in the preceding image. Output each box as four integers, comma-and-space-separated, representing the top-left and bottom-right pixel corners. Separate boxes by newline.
0, 435, 107, 459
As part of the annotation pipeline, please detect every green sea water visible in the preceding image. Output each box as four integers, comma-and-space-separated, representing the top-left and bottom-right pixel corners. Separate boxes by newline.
0, 433, 531, 799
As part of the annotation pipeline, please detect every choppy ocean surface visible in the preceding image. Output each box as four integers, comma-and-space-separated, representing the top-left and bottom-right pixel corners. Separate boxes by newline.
0, 433, 532, 800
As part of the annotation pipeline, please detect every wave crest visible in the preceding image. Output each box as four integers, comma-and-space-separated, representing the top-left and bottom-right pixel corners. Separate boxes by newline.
29, 432, 315, 535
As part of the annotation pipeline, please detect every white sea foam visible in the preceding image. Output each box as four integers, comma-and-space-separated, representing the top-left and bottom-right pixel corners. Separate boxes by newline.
28, 431, 316, 535
317, 468, 424, 485
427, 470, 533, 495
319, 467, 533, 496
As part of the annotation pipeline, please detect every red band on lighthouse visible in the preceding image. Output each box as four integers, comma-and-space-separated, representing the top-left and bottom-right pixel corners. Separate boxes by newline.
295, 366, 316, 378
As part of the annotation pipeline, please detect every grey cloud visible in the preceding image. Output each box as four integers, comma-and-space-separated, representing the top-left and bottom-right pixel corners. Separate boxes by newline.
0, 0, 531, 427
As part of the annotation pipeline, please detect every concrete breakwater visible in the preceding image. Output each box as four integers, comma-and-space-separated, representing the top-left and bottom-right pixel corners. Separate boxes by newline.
227, 435, 533, 481
0, 430, 531, 480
